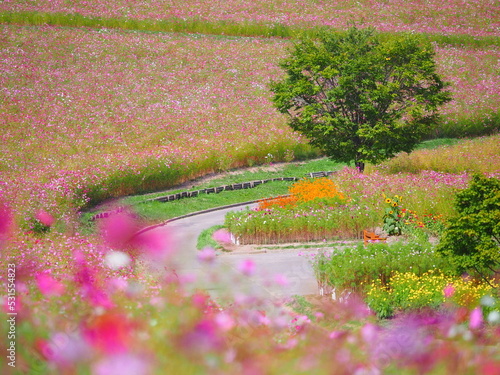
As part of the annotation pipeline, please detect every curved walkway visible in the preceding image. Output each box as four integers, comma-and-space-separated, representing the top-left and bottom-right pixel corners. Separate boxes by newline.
139, 203, 319, 299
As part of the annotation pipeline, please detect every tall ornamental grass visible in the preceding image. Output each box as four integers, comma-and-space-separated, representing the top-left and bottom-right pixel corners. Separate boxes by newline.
376, 134, 500, 175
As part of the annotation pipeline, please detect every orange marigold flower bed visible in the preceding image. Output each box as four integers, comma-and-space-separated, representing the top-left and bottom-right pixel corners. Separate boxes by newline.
258, 178, 345, 210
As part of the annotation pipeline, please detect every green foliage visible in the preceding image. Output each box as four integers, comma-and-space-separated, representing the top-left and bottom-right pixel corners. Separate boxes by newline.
437, 174, 500, 278
366, 270, 499, 319
382, 194, 403, 235
271, 26, 452, 172
310, 241, 449, 293
27, 218, 51, 235
197, 225, 225, 250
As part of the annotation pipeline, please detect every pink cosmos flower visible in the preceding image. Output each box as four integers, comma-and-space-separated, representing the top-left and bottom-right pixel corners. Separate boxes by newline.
0, 200, 13, 241
93, 354, 151, 375
469, 307, 483, 329
37, 332, 90, 366
197, 247, 216, 263
213, 228, 232, 244
83, 312, 135, 354
35, 209, 55, 227
99, 211, 138, 250
443, 284, 455, 298
237, 259, 255, 276
179, 319, 224, 353
135, 229, 175, 263
215, 312, 235, 332
36, 273, 65, 297
274, 273, 289, 286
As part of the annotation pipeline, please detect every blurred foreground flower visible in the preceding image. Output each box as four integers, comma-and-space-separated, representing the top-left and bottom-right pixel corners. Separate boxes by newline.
197, 247, 216, 263
470, 307, 483, 329
0, 199, 13, 242
36, 273, 65, 297
93, 353, 151, 375
213, 228, 232, 244
99, 211, 138, 250
83, 312, 136, 354
104, 251, 132, 270
238, 259, 255, 276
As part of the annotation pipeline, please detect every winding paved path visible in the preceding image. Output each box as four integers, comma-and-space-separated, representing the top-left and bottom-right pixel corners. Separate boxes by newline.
144, 204, 318, 299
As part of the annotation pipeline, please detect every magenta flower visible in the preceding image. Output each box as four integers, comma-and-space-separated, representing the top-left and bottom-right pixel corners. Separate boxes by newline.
37, 332, 91, 366
197, 247, 216, 263
443, 284, 455, 298
36, 273, 65, 297
215, 312, 235, 332
83, 312, 135, 354
99, 211, 138, 250
135, 229, 175, 263
179, 319, 224, 353
0, 200, 13, 241
237, 259, 255, 276
93, 354, 151, 375
274, 273, 289, 286
469, 307, 483, 330
35, 209, 55, 227
213, 228, 232, 244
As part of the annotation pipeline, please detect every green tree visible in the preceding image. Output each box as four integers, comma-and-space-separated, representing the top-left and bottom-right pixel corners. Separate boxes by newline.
270, 27, 451, 172
437, 174, 500, 282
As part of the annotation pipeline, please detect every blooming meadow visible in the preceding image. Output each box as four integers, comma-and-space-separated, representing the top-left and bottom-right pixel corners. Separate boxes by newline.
1, 3, 500, 374
2, 0, 499, 37
1, 24, 499, 229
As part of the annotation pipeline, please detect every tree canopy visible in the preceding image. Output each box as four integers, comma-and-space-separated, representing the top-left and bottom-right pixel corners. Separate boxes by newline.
270, 26, 452, 172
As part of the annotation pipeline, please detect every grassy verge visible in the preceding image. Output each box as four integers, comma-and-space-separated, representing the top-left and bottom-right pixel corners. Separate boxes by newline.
82, 135, 466, 231
197, 225, 225, 250
2, 11, 500, 47
79, 158, 344, 229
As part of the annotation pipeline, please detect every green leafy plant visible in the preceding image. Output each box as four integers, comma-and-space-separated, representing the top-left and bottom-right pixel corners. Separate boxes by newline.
310, 241, 449, 294
437, 174, 500, 280
365, 270, 499, 319
382, 194, 403, 235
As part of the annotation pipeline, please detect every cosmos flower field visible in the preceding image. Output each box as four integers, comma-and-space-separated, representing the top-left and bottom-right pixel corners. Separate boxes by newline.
2, 0, 499, 37
1, 2, 500, 374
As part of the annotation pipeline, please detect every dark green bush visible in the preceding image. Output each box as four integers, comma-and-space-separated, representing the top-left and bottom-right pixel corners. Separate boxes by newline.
437, 174, 500, 279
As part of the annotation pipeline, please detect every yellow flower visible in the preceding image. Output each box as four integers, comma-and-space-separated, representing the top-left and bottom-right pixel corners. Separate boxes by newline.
392, 202, 398, 207
385, 198, 392, 204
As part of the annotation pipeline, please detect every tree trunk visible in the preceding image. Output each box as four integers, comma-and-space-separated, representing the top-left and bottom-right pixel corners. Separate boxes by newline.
355, 161, 365, 173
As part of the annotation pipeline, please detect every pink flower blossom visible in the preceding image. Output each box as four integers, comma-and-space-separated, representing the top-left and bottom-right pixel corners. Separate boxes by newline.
35, 209, 55, 227
135, 229, 175, 263
0, 200, 13, 241
237, 259, 255, 276
99, 211, 138, 250
215, 312, 235, 332
213, 228, 232, 244
92, 354, 151, 375
274, 273, 289, 286
469, 307, 483, 330
83, 312, 135, 354
197, 247, 216, 263
37, 332, 91, 366
36, 273, 65, 297
443, 284, 455, 298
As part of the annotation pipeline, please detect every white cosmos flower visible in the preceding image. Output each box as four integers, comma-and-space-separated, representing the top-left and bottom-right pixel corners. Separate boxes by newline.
104, 251, 132, 270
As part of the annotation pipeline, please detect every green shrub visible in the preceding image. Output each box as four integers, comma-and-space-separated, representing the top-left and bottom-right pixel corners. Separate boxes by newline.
437, 174, 500, 279
311, 241, 449, 293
